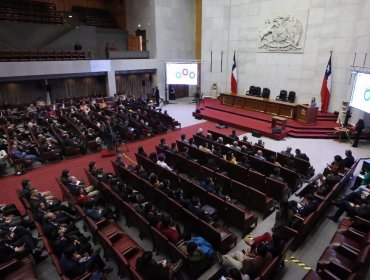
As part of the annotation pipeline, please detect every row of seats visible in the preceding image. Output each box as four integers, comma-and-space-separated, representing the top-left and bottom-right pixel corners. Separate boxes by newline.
303, 215, 370, 280
86, 166, 218, 280
246, 86, 296, 103
0, 0, 56, 11
0, 0, 61, 25
0, 50, 86, 62
208, 129, 312, 178
55, 177, 146, 280
179, 137, 292, 200
283, 159, 359, 249
0, 13, 63, 24
73, 6, 118, 29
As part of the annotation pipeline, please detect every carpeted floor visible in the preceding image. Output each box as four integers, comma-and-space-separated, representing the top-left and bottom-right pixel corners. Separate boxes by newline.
0, 120, 246, 214
198, 98, 340, 138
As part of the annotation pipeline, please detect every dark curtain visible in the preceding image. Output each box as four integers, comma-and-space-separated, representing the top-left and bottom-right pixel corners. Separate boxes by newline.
115, 73, 153, 98
0, 76, 106, 106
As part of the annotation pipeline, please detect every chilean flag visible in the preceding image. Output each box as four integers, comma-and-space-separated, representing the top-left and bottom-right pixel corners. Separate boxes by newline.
231, 51, 237, 95
320, 54, 332, 113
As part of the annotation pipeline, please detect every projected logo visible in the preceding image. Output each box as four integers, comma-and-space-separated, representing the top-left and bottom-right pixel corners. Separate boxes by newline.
365, 89, 370, 101
175, 68, 196, 79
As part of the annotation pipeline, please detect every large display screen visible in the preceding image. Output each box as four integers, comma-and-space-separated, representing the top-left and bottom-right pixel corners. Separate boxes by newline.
350, 72, 370, 113
166, 63, 198, 85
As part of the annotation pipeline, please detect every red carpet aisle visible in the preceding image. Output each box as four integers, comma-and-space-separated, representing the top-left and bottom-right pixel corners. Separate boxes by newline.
0, 121, 246, 213
197, 98, 339, 139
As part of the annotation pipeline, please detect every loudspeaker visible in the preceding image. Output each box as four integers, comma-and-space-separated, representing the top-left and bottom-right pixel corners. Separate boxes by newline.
252, 131, 261, 138
272, 128, 282, 134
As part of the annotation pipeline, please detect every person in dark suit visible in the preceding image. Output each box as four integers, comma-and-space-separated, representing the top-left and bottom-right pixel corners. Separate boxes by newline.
154, 87, 160, 107
352, 119, 365, 147
104, 119, 115, 151
60, 246, 111, 278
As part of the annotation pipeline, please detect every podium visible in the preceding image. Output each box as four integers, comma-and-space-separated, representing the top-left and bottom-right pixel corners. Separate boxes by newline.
296, 105, 318, 124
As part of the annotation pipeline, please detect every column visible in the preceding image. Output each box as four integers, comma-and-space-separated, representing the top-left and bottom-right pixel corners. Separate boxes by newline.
106, 70, 116, 97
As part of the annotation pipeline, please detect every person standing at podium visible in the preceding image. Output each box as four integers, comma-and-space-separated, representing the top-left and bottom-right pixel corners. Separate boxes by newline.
309, 97, 317, 108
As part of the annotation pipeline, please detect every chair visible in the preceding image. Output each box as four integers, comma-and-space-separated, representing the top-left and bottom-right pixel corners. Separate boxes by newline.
288, 91, 296, 103
254, 87, 262, 97
262, 88, 270, 99
276, 90, 287, 101
246, 86, 255, 96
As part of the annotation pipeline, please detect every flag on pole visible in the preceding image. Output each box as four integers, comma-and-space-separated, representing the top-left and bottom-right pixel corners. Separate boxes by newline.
320, 54, 332, 112
231, 51, 237, 95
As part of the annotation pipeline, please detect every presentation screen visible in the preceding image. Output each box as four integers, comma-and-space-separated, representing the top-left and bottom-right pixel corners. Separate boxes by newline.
350, 72, 370, 114
166, 63, 198, 85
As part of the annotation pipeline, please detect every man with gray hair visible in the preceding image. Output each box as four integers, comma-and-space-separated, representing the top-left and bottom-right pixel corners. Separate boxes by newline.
281, 146, 294, 157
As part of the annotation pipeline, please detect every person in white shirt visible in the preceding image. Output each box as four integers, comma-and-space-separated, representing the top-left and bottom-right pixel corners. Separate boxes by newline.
157, 153, 172, 171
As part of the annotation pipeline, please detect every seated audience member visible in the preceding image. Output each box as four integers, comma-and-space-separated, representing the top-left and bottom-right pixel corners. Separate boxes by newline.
157, 153, 173, 171
10, 144, 40, 162
0, 230, 48, 264
179, 234, 214, 261
244, 231, 285, 257
200, 177, 216, 193
241, 135, 252, 145
216, 137, 224, 144
269, 168, 284, 183
268, 155, 282, 168
159, 138, 169, 150
343, 149, 355, 169
88, 161, 98, 176
66, 174, 99, 198
297, 172, 340, 198
138, 146, 148, 157
0, 203, 21, 217
155, 214, 181, 244
60, 245, 112, 278
255, 150, 266, 161
188, 137, 197, 148
149, 152, 158, 162
206, 133, 213, 140
352, 170, 370, 191
281, 147, 294, 158
199, 142, 212, 153
115, 153, 128, 167
225, 151, 237, 164
356, 184, 370, 195
238, 156, 251, 170
149, 172, 162, 188
169, 143, 178, 154
218, 243, 272, 278
328, 191, 370, 222
136, 251, 183, 280
230, 141, 241, 151
83, 200, 117, 221
178, 146, 194, 161
0, 149, 7, 174
295, 149, 309, 162
289, 195, 319, 217
137, 202, 161, 226
189, 196, 218, 223
180, 134, 188, 143
196, 128, 204, 137
229, 130, 239, 141
324, 155, 344, 176
21, 179, 54, 200
255, 139, 265, 148
212, 146, 223, 158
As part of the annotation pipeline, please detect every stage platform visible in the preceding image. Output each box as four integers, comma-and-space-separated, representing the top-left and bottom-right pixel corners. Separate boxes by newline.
196, 98, 339, 140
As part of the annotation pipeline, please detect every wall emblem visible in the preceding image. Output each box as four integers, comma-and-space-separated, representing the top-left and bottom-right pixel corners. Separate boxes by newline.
258, 15, 305, 53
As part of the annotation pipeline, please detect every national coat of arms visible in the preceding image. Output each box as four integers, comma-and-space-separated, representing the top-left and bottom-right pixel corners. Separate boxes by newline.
258, 15, 304, 53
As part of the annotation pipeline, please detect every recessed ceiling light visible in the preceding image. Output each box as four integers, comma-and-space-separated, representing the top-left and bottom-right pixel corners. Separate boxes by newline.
68, 15, 73, 18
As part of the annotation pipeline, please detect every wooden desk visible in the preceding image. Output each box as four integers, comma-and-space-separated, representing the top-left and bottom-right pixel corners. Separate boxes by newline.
334, 127, 351, 142
220, 93, 296, 119
296, 105, 318, 124
272, 116, 287, 130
